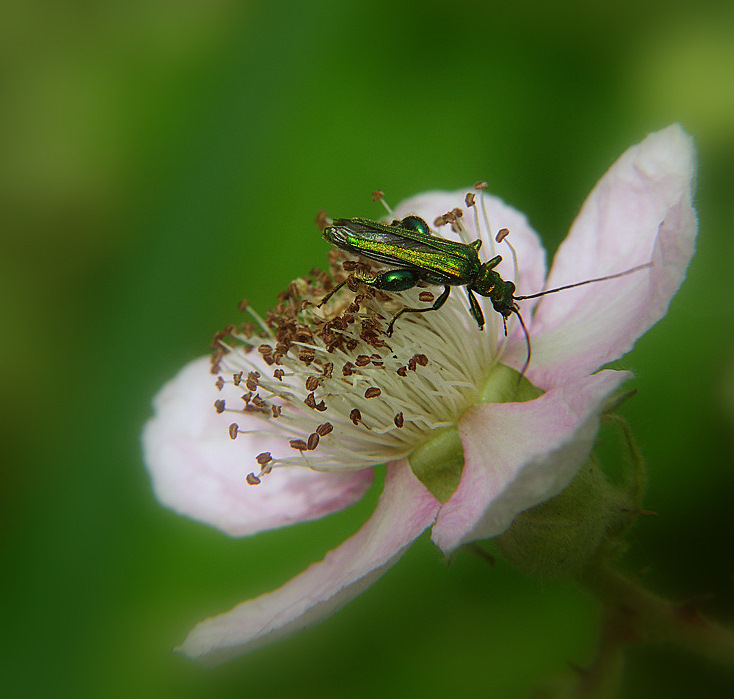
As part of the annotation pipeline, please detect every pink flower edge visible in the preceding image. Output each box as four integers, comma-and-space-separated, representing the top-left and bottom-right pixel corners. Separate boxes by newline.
178, 461, 440, 663
520, 124, 697, 387
142, 356, 374, 537
432, 370, 629, 552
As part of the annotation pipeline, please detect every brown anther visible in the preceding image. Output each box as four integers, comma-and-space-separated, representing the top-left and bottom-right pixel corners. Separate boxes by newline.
289, 439, 308, 451
360, 330, 380, 346
294, 327, 313, 343
408, 357, 417, 372
315, 209, 329, 231
495, 228, 510, 243
233, 371, 243, 386
246, 371, 260, 391
256, 452, 273, 466
315, 400, 327, 412
210, 349, 223, 375
271, 405, 282, 418
394, 412, 404, 428
307, 433, 320, 450
397, 366, 408, 377
238, 298, 249, 312
298, 348, 316, 364
415, 353, 428, 366
305, 375, 320, 391
364, 387, 381, 399
346, 276, 360, 292
240, 322, 257, 339
246, 473, 261, 486
372, 190, 385, 202
349, 408, 362, 425
452, 207, 463, 219
355, 354, 371, 367
285, 281, 300, 300
342, 362, 357, 376
322, 362, 334, 378
228, 423, 239, 440
316, 422, 333, 436
214, 399, 225, 413
258, 344, 273, 356
343, 260, 359, 271
215, 376, 224, 391
465, 192, 476, 207
474, 180, 488, 190
418, 291, 434, 302
434, 215, 446, 227
304, 392, 317, 409
273, 368, 285, 381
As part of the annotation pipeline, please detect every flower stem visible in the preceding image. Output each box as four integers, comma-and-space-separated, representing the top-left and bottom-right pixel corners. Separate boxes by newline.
578, 561, 734, 669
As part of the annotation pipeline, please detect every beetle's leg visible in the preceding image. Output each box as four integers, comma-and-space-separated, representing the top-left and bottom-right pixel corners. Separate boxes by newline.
385, 284, 451, 336
317, 278, 350, 308
466, 288, 485, 330
485, 255, 502, 270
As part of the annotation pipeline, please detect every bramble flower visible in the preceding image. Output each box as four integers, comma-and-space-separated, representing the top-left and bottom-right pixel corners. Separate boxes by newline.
142, 125, 697, 663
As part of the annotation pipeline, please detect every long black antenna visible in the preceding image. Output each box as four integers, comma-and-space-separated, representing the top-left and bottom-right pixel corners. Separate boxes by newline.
511, 261, 652, 383
514, 262, 652, 301
513, 307, 532, 382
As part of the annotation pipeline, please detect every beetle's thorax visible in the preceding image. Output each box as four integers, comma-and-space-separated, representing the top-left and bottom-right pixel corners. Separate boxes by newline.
472, 263, 516, 317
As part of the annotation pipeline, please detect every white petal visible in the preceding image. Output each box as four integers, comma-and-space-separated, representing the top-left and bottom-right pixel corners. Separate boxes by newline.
142, 357, 373, 537
521, 125, 697, 387
179, 461, 441, 663
431, 370, 627, 553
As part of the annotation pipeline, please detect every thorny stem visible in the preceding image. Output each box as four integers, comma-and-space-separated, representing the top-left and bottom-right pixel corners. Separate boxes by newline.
578, 561, 734, 673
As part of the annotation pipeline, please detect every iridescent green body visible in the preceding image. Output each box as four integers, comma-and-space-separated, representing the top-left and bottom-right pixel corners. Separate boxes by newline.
320, 215, 517, 335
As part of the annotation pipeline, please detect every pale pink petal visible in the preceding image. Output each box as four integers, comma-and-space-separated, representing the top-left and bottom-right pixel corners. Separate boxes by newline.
394, 189, 547, 298
142, 357, 373, 537
179, 461, 440, 663
520, 125, 697, 388
431, 370, 627, 553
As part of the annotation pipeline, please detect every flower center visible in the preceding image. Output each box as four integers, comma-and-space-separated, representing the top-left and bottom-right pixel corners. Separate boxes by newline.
209, 191, 532, 485
210, 246, 505, 481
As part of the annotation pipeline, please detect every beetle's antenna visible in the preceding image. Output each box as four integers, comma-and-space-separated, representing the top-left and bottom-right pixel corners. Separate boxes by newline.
372, 190, 395, 217
513, 307, 532, 382
514, 263, 652, 301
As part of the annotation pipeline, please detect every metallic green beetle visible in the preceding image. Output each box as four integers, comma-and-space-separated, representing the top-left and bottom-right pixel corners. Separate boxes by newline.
319, 215, 520, 336
319, 214, 651, 378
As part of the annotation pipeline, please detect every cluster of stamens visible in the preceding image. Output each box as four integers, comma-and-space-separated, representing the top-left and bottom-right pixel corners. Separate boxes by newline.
210, 186, 515, 484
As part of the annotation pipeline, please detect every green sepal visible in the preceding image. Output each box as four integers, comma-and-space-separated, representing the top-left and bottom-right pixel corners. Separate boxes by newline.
494, 460, 638, 579
409, 427, 464, 503
478, 363, 543, 404
409, 364, 543, 503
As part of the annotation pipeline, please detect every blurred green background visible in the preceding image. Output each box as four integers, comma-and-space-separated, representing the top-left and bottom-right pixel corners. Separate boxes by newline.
3, 1, 734, 697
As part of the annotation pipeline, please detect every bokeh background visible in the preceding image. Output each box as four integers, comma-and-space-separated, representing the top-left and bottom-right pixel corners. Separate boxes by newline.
4, 1, 734, 697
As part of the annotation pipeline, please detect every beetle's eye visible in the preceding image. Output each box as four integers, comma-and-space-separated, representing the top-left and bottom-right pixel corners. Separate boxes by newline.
400, 216, 430, 235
